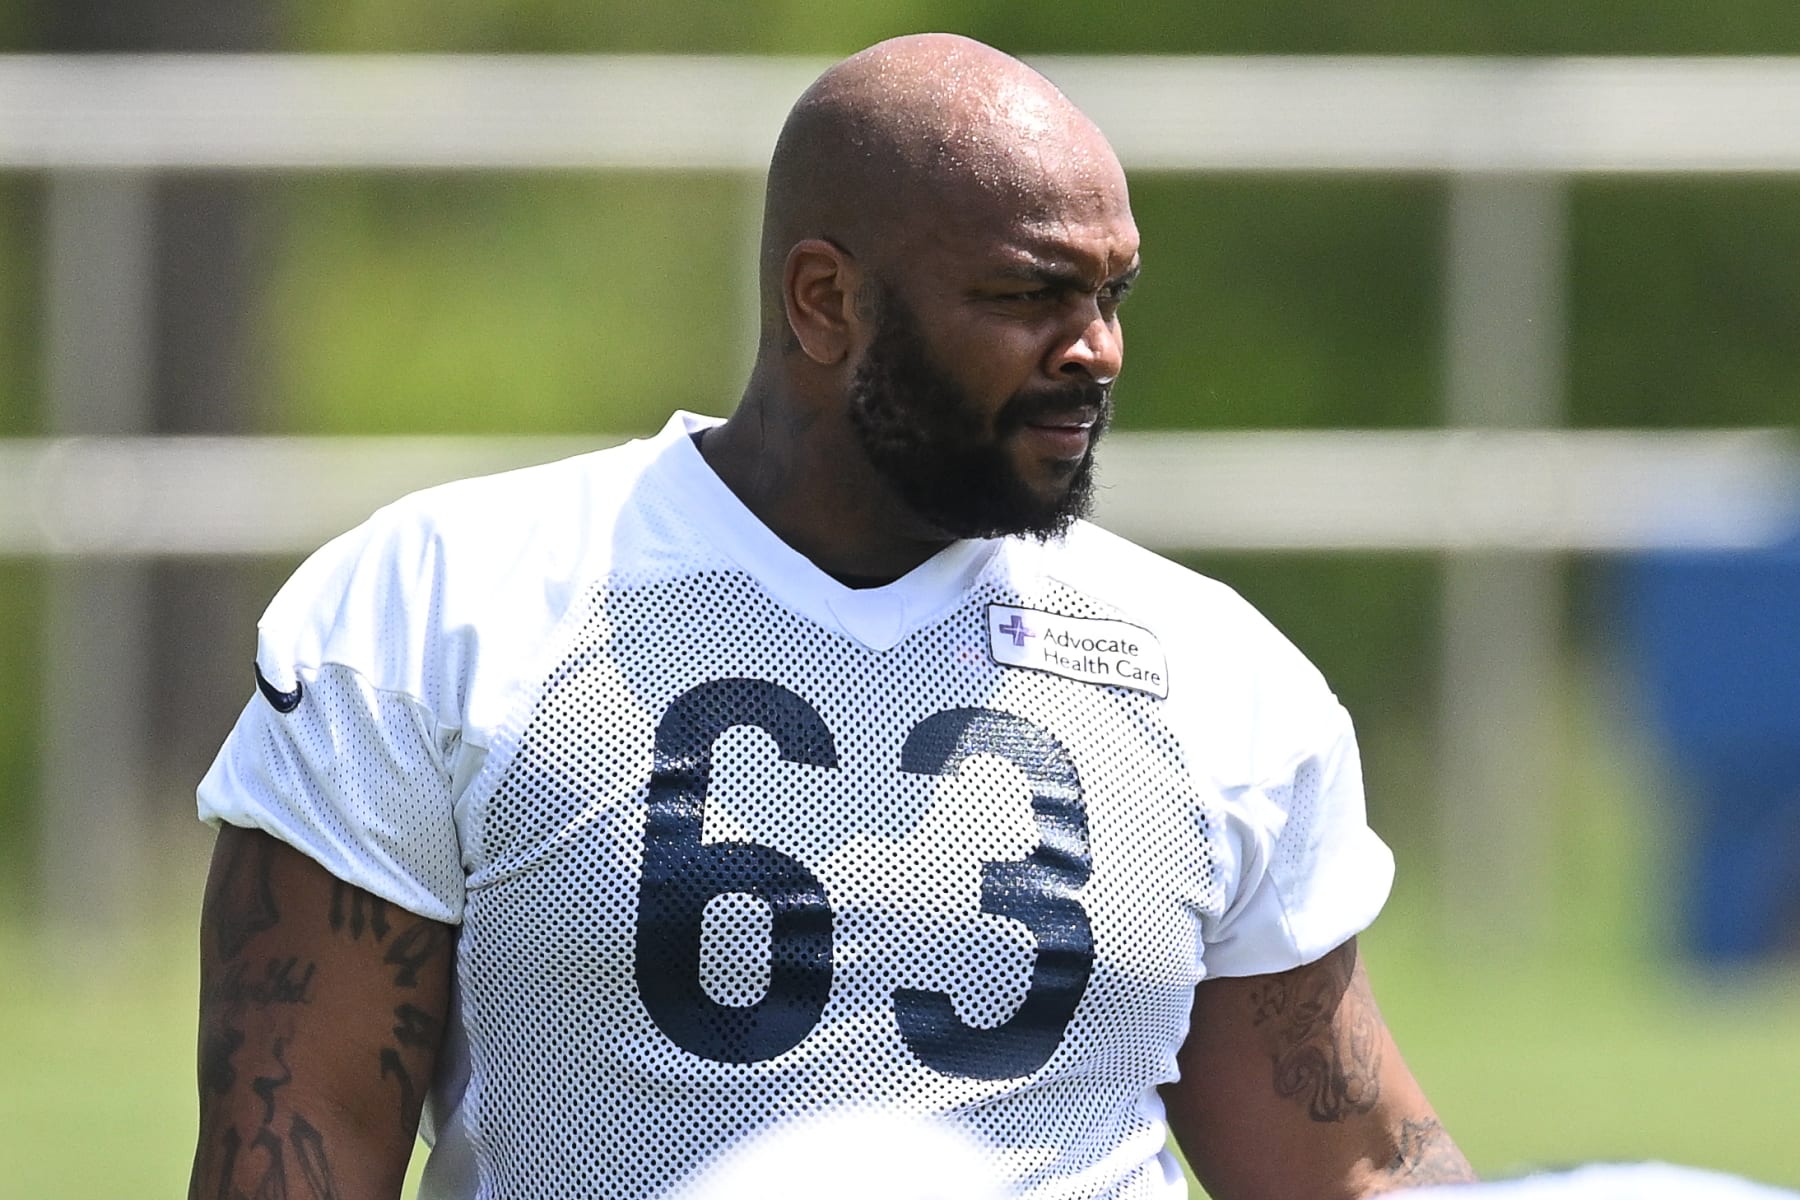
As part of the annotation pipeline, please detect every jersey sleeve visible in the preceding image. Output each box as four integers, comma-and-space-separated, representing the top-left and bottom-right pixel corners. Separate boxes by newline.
1199, 634, 1395, 979
197, 507, 467, 924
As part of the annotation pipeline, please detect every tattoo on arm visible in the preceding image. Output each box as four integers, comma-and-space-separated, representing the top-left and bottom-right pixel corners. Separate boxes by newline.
382, 920, 448, 987
195, 838, 368, 1200
228, 1117, 346, 1200
202, 1115, 344, 1200
1379, 1118, 1478, 1188
249, 1126, 288, 1197
212, 834, 282, 961
210, 1127, 243, 1200
318, 892, 455, 1140
195, 861, 452, 1199
251, 1038, 294, 1126
208, 957, 319, 1014
1249, 941, 1383, 1122
393, 1003, 440, 1050
201, 1026, 245, 1097
370, 918, 451, 1133
329, 882, 391, 942
379, 1048, 421, 1137
290, 1116, 341, 1200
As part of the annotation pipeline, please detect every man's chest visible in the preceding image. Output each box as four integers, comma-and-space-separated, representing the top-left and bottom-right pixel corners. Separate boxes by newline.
455, 573, 1227, 1083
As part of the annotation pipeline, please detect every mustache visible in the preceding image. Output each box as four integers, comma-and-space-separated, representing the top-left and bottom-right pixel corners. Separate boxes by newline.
997, 381, 1114, 432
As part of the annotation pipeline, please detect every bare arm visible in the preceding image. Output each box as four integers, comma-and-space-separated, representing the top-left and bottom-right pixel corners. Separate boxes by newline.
1161, 937, 1475, 1200
190, 824, 454, 1200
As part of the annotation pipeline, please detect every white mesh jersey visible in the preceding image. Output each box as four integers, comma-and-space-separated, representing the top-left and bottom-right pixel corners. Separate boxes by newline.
200, 411, 1394, 1200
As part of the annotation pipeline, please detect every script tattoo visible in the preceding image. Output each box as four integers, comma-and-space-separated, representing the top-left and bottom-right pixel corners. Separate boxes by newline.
195, 833, 354, 1200
379, 1049, 420, 1137
203, 1117, 345, 1200
370, 917, 451, 1133
252, 1039, 294, 1126
289, 1115, 341, 1200
379, 1002, 443, 1130
1378, 1117, 1478, 1188
324, 882, 451, 1137
1249, 940, 1382, 1122
393, 1003, 440, 1051
211, 1126, 243, 1200
383, 921, 448, 988
248, 1126, 287, 1200
201, 1026, 246, 1097
328, 883, 391, 943
197, 847, 448, 1197
210, 957, 318, 1013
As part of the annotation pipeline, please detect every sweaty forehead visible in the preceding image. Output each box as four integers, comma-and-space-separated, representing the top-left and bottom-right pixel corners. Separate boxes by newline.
912, 104, 1136, 277
851, 60, 1119, 206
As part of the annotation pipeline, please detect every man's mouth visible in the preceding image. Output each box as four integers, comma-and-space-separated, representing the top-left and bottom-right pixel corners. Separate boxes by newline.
1019, 408, 1100, 458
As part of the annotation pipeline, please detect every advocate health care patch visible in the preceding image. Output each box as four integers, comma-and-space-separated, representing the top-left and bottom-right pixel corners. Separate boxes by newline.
986, 604, 1169, 698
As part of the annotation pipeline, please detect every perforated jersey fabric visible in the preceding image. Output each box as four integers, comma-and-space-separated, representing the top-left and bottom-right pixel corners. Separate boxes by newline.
199, 411, 1395, 1200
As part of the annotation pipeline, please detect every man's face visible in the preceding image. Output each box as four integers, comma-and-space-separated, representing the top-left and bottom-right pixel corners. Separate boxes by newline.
847, 282, 1113, 541
833, 111, 1139, 543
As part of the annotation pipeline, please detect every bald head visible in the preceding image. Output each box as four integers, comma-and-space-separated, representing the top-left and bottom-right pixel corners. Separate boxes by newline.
758, 34, 1127, 334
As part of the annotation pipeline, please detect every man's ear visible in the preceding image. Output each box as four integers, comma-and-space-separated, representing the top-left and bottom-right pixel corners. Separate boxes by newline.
784, 238, 866, 365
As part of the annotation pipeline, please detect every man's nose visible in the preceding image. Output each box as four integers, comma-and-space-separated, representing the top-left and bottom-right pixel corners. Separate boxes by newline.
1051, 310, 1123, 384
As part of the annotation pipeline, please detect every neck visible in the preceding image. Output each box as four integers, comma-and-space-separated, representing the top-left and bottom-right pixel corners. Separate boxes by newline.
702, 374, 956, 580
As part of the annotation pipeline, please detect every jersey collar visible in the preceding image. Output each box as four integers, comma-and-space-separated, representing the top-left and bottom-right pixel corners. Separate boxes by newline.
651, 411, 999, 652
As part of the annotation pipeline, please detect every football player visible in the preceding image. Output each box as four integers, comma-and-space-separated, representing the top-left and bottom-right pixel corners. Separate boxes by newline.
191, 33, 1474, 1199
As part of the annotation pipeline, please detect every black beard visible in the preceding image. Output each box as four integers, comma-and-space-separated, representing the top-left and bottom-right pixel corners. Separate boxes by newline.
846, 292, 1111, 541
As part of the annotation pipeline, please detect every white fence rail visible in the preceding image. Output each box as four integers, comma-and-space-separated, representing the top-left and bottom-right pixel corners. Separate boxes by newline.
2, 430, 1795, 556
8, 55, 1800, 171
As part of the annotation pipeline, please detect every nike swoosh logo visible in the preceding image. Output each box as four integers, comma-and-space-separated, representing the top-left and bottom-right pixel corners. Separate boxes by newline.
254, 662, 303, 713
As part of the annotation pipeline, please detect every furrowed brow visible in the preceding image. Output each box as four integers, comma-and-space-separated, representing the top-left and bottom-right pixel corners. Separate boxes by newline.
992, 261, 1091, 290
993, 258, 1141, 292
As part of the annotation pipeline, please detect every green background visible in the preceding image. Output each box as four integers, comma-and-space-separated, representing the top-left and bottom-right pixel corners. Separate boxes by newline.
2, 2, 1798, 1195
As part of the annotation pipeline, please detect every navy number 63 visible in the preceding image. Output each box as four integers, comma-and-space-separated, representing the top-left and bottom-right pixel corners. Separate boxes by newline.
634, 677, 1095, 1081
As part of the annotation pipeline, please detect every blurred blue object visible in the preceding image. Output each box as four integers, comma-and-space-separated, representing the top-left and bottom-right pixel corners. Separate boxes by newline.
1622, 524, 1800, 963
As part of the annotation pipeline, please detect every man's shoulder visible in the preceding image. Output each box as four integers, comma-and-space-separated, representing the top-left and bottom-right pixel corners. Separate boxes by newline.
319, 428, 700, 594
378, 434, 662, 541
255, 430, 687, 685
268, 432, 678, 628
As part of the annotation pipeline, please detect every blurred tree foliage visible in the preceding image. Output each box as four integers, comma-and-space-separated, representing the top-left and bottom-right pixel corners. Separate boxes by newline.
0, 564, 40, 903
0, 179, 36, 435
268, 174, 753, 433
1118, 178, 1443, 431
276, 0, 1800, 56
10, 0, 1800, 55
0, 183, 40, 896
1571, 181, 1800, 429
